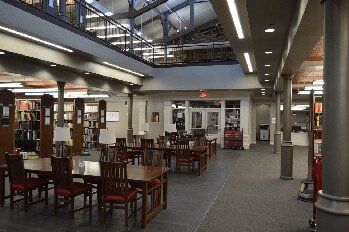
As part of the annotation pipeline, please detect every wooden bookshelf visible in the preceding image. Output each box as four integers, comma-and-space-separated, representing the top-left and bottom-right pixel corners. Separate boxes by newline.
0, 90, 15, 165
73, 98, 84, 155
15, 99, 41, 155
84, 103, 98, 149
40, 94, 54, 157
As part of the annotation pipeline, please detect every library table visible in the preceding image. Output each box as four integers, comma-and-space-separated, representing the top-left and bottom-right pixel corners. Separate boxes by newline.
0, 158, 169, 228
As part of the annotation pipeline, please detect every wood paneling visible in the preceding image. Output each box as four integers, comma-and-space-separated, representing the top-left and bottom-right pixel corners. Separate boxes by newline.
0, 90, 15, 165
73, 98, 84, 155
40, 94, 54, 157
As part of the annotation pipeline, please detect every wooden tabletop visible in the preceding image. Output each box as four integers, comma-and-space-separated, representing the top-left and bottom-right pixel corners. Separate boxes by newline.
1, 158, 170, 182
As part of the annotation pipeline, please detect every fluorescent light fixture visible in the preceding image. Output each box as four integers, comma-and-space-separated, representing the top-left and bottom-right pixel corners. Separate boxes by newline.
265, 73, 270, 76
298, 90, 323, 95
10, 88, 58, 93
264, 26, 275, 33
243, 53, 253, 72
86, 25, 118, 30
265, 64, 271, 67
261, 88, 265, 91
304, 86, 323, 91
0, 25, 73, 53
0, 51, 5, 55
97, 34, 130, 39
50, 64, 57, 67
84, 72, 91, 75
313, 80, 324, 85
265, 79, 270, 82
265, 50, 273, 55
25, 93, 110, 98
130, 83, 134, 86
86, 12, 113, 19
226, 0, 245, 39
103, 61, 144, 77
111, 41, 142, 45
147, 55, 174, 59
0, 82, 23, 88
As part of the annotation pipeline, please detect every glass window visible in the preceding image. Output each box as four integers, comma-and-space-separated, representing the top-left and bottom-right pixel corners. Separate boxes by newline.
191, 111, 203, 128
190, 100, 221, 108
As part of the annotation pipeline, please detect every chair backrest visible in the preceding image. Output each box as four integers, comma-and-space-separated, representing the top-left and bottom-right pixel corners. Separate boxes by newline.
51, 156, 73, 191
169, 133, 177, 145
100, 161, 129, 198
141, 139, 154, 149
194, 136, 207, 148
5, 153, 27, 186
115, 138, 127, 147
143, 150, 164, 167
175, 140, 190, 159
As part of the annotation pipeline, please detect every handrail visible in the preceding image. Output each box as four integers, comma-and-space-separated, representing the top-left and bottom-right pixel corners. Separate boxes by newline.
12, 0, 237, 66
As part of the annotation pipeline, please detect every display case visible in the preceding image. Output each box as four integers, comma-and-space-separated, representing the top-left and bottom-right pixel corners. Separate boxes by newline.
172, 101, 185, 131
225, 100, 240, 130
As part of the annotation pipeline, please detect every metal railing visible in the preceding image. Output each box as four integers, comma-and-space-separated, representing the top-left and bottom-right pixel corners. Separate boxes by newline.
15, 0, 237, 66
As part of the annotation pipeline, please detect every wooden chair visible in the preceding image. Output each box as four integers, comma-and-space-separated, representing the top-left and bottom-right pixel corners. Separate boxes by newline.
175, 140, 195, 173
143, 150, 163, 211
192, 137, 208, 175
100, 161, 139, 227
115, 138, 134, 164
51, 156, 93, 220
5, 153, 49, 212
141, 139, 154, 149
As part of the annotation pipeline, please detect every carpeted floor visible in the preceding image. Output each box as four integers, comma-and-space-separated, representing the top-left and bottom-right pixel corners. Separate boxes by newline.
197, 142, 312, 232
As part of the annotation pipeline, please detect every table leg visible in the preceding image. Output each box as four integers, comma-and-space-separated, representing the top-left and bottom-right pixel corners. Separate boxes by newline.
163, 173, 168, 209
0, 169, 5, 207
141, 181, 148, 229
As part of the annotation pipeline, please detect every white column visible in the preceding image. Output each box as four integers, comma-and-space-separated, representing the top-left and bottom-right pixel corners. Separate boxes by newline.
220, 100, 226, 148
163, 101, 172, 133
240, 98, 251, 149
185, 100, 190, 132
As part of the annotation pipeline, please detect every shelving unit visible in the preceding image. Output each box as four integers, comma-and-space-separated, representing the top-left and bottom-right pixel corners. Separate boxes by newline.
83, 103, 99, 149
14, 99, 41, 154
225, 100, 240, 130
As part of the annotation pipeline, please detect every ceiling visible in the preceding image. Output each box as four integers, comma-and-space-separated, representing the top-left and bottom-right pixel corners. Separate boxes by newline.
210, 0, 323, 88
90, 0, 218, 42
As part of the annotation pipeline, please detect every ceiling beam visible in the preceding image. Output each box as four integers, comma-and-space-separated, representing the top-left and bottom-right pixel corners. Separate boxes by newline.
112, 0, 169, 20
136, 0, 208, 28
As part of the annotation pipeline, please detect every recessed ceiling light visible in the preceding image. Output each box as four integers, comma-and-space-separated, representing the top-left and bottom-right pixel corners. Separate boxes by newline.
264, 26, 275, 33
0, 51, 5, 55
261, 88, 265, 91
265, 64, 271, 67
84, 72, 90, 75
50, 64, 57, 67
184, 26, 187, 29
243, 52, 253, 72
265, 50, 273, 55
130, 83, 134, 86
226, 0, 245, 39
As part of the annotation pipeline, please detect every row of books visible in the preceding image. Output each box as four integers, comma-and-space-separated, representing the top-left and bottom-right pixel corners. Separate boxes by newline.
16, 100, 40, 111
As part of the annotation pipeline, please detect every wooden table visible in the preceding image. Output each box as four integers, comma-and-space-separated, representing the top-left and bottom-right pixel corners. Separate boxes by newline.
0, 158, 169, 228
115, 143, 208, 176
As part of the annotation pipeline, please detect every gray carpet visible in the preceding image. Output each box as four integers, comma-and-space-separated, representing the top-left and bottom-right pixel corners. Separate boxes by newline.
197, 142, 312, 232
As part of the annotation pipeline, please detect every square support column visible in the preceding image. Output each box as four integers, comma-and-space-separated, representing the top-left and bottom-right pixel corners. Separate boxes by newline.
280, 75, 293, 180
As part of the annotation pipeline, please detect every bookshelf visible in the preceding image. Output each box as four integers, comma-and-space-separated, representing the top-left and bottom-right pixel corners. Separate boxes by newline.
40, 94, 54, 157
84, 103, 99, 149
15, 99, 41, 155
0, 90, 15, 165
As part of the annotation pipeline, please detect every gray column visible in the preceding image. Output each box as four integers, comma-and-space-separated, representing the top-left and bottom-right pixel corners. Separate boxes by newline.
58, 0, 67, 21
127, 93, 134, 143
162, 16, 169, 64
129, 0, 135, 53
280, 75, 293, 180
57, 81, 65, 127
316, 0, 349, 230
274, 92, 282, 154
307, 91, 315, 180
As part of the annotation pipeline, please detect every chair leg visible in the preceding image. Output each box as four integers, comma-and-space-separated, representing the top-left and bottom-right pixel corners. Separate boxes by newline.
84, 193, 87, 207
24, 191, 29, 212
45, 185, 48, 205
70, 196, 75, 221
54, 194, 58, 216
125, 202, 129, 228
133, 199, 137, 218
10, 189, 14, 209
102, 204, 107, 226
29, 190, 33, 202
89, 190, 92, 214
